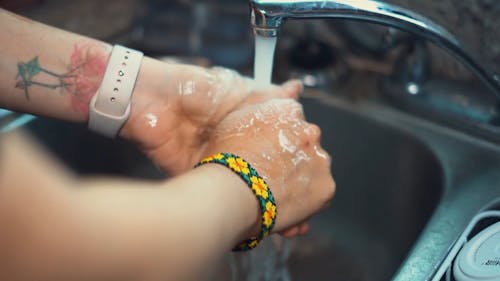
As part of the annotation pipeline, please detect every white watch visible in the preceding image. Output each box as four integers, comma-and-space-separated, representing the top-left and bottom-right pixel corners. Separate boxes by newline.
88, 45, 143, 138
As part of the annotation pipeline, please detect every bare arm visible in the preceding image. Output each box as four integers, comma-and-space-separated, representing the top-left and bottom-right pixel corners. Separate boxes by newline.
0, 8, 112, 122
0, 8, 302, 175
0, 98, 334, 281
0, 132, 260, 281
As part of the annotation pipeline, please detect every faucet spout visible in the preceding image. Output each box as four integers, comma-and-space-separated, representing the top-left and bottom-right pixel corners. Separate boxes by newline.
249, 0, 500, 98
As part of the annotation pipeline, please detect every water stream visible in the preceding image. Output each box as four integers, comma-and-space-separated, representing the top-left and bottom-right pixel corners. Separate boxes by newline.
254, 36, 278, 86
227, 35, 293, 281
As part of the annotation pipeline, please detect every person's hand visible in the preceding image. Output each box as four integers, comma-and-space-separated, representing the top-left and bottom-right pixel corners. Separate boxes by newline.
120, 59, 302, 175
202, 99, 335, 238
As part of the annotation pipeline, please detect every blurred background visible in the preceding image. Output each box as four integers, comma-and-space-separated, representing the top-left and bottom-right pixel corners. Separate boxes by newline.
2, 0, 499, 80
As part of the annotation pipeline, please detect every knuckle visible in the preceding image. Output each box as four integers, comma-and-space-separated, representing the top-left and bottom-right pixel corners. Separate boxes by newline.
321, 177, 336, 204
307, 123, 322, 141
291, 100, 305, 114
324, 151, 332, 167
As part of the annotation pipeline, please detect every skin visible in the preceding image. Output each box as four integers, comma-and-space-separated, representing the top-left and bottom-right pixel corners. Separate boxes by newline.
0, 8, 336, 281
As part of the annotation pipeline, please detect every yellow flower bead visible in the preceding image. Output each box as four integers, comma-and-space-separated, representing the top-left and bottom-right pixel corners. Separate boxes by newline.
248, 240, 259, 248
263, 210, 274, 227
227, 157, 250, 175
201, 153, 224, 164
213, 153, 225, 160
265, 202, 276, 219
201, 157, 213, 163
251, 176, 269, 199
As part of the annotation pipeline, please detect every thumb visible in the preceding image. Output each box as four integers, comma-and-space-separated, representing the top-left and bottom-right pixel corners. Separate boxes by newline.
280, 79, 303, 99
243, 79, 303, 106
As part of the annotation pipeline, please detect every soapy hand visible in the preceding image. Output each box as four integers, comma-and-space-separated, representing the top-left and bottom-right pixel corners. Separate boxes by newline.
203, 99, 335, 237
121, 62, 303, 176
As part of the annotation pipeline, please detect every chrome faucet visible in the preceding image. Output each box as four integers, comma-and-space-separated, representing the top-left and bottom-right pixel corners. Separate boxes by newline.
249, 0, 500, 99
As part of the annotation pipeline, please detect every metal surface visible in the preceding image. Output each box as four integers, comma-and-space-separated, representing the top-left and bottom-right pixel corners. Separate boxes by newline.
6, 2, 499, 280
249, 0, 500, 98
21, 89, 500, 280
299, 91, 500, 281
289, 94, 443, 280
0, 110, 35, 133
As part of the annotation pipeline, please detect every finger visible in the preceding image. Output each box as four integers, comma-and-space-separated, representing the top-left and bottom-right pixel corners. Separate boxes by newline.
298, 222, 310, 235
304, 124, 321, 143
280, 79, 303, 100
245, 82, 301, 105
278, 220, 310, 238
255, 98, 305, 120
300, 123, 322, 147
250, 80, 302, 101
242, 91, 277, 105
279, 226, 301, 238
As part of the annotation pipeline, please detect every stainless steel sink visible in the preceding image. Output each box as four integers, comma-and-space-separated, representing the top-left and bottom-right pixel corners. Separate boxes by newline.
287, 94, 443, 281
4, 1, 500, 280
23, 119, 166, 180
18, 88, 500, 281
1, 80, 494, 279
295, 90, 500, 281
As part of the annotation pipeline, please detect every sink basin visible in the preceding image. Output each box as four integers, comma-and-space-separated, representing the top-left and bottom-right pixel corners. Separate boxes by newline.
18, 89, 500, 281
8, 0, 500, 279
24, 120, 166, 180
287, 96, 443, 281
22, 90, 443, 281
293, 92, 500, 281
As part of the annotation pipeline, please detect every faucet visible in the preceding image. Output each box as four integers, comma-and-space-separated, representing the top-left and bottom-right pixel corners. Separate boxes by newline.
249, 0, 500, 100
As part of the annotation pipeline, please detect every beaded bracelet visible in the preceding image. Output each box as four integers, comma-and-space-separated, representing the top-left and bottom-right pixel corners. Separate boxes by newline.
195, 153, 277, 251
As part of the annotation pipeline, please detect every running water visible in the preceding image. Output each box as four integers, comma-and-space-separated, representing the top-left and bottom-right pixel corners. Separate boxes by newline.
227, 35, 293, 281
254, 36, 278, 86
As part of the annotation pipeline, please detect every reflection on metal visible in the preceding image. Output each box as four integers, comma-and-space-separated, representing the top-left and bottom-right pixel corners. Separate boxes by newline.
407, 82, 420, 95
249, 0, 500, 98
0, 111, 36, 133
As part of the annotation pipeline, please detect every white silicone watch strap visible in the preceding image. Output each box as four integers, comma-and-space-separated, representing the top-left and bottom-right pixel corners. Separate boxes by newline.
88, 45, 143, 138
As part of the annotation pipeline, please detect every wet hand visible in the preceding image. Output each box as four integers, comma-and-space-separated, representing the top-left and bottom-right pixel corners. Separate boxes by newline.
120, 59, 302, 175
202, 99, 335, 238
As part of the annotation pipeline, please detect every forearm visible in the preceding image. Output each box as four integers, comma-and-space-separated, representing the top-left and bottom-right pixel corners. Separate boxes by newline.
0, 9, 182, 134
0, 8, 112, 122
0, 133, 259, 281
75, 164, 259, 280
0, 9, 230, 137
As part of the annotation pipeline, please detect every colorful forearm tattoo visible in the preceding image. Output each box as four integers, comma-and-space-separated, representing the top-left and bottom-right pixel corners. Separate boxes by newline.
15, 43, 108, 113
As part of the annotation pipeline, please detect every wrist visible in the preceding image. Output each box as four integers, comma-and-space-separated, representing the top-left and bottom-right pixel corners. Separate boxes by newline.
88, 45, 143, 137
196, 153, 278, 251
118, 57, 170, 140
196, 164, 261, 243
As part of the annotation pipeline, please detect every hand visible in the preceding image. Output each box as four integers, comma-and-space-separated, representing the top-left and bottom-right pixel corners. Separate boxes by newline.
120, 58, 302, 175
202, 99, 335, 238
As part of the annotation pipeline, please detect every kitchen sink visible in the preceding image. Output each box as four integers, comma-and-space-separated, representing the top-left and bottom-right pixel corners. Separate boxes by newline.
15, 89, 440, 281
287, 94, 443, 281
24, 118, 166, 180
297, 91, 500, 281
18, 87, 500, 281
3, 0, 500, 279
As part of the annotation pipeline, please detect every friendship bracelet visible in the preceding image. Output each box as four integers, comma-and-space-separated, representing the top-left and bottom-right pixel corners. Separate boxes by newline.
195, 153, 277, 251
